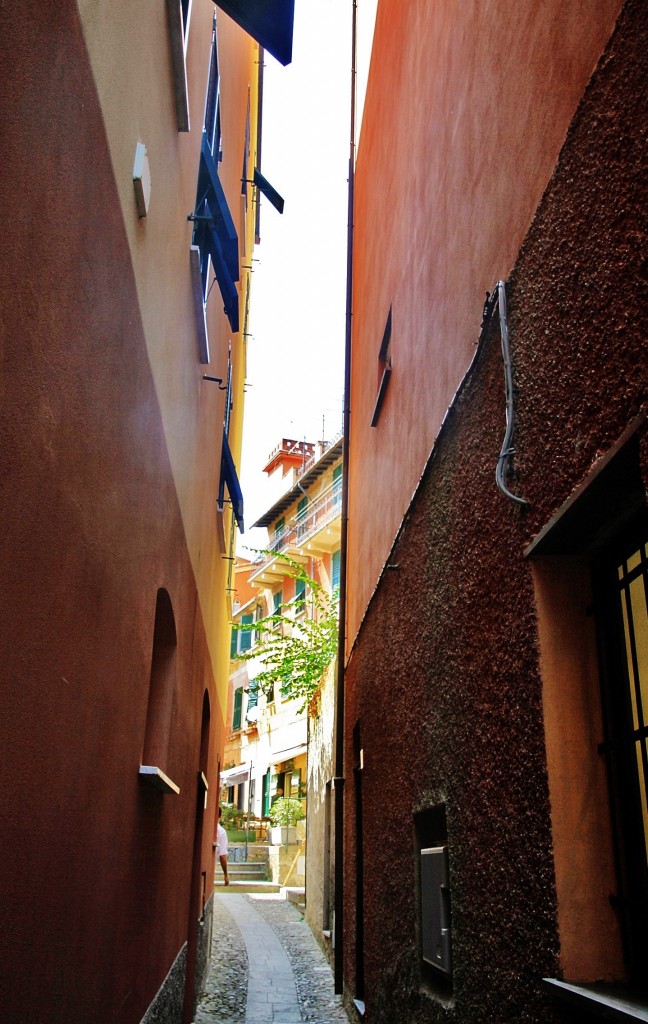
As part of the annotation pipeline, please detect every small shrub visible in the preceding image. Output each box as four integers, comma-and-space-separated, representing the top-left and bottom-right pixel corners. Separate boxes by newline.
268, 797, 305, 827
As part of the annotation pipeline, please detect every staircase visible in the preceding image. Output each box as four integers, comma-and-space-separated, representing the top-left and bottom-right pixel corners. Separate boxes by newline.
216, 847, 280, 893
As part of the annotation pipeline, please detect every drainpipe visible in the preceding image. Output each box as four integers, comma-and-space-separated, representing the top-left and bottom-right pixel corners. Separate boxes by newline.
333, 0, 356, 997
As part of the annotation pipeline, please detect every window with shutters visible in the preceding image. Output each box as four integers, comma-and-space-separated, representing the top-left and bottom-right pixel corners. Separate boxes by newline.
273, 517, 286, 551
272, 589, 283, 633
189, 16, 239, 362
297, 495, 309, 540
294, 576, 306, 613
247, 681, 259, 710
332, 463, 342, 508
232, 687, 244, 731
239, 613, 254, 653
332, 549, 341, 594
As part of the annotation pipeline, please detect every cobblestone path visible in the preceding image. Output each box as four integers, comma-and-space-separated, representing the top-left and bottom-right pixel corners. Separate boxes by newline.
194, 893, 350, 1024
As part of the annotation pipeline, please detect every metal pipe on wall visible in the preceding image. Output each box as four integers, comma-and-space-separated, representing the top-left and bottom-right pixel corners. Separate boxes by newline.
333, 0, 357, 997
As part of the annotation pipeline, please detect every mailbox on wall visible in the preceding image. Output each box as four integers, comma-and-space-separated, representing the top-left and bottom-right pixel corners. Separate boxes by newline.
421, 845, 452, 975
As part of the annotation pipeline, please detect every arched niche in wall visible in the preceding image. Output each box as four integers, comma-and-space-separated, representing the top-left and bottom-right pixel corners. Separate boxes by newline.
196, 689, 212, 813
139, 588, 180, 794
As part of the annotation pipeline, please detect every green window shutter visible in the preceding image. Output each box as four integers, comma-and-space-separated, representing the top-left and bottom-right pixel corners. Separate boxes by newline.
297, 495, 308, 518
232, 687, 243, 730
230, 626, 238, 658
295, 577, 306, 608
333, 463, 342, 505
273, 589, 283, 613
332, 549, 341, 591
247, 680, 259, 710
240, 613, 254, 653
262, 768, 271, 816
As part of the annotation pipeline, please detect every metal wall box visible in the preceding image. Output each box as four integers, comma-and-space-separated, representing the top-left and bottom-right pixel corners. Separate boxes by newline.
421, 845, 452, 974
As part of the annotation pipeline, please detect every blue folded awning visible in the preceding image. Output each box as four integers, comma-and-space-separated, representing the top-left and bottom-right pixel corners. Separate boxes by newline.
213, 0, 295, 66
202, 206, 240, 332
198, 135, 239, 284
220, 431, 244, 532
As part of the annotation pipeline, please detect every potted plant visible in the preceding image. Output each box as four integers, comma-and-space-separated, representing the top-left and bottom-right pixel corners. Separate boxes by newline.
268, 797, 305, 845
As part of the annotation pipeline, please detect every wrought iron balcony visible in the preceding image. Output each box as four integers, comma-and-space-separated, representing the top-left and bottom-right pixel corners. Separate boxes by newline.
251, 479, 342, 582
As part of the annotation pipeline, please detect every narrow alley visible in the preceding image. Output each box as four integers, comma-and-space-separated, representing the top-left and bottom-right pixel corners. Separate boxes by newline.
194, 892, 350, 1024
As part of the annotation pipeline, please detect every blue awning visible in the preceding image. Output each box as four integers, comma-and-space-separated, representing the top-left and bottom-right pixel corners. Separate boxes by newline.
220, 431, 244, 532
213, 0, 295, 66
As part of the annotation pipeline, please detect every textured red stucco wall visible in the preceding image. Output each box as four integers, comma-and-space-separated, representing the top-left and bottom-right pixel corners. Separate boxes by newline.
347, 0, 623, 649
0, 4, 225, 1022
344, 1, 647, 1019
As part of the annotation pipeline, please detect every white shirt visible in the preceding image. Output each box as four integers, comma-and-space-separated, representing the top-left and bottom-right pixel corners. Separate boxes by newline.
216, 822, 228, 856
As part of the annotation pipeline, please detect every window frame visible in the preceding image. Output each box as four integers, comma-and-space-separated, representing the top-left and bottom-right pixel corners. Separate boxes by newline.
371, 306, 392, 427
166, 0, 192, 132
593, 521, 648, 984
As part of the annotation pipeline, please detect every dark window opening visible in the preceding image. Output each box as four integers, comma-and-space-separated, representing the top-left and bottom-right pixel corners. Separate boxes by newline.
371, 306, 392, 427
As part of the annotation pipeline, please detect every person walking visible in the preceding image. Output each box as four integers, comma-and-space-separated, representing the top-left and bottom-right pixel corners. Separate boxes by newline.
214, 807, 229, 885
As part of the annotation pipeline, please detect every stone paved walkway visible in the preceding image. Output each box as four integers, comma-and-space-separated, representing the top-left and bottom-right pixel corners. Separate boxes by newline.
194, 893, 350, 1024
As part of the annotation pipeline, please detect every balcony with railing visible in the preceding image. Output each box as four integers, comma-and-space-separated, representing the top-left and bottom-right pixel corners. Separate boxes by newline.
250, 478, 342, 583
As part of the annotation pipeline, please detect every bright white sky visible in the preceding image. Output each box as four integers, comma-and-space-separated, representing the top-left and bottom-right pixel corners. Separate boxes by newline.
239, 0, 377, 555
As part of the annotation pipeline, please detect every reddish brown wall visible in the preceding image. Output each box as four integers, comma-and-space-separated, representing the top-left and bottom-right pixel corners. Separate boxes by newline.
347, 0, 623, 648
0, 4, 224, 1021
344, 0, 647, 1019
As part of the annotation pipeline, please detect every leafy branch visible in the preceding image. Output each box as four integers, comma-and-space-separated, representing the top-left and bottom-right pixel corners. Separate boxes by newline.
234, 551, 338, 711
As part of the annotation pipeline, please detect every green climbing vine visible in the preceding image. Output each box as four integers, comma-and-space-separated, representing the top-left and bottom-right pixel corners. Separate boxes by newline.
234, 551, 338, 711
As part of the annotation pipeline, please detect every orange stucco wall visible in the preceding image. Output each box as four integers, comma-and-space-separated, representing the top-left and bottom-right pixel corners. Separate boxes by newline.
347, 0, 622, 648
0, 1, 258, 1020
78, 1, 258, 706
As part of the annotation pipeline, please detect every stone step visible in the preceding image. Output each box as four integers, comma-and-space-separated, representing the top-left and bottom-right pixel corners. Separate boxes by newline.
216, 861, 268, 881
282, 886, 306, 911
215, 879, 281, 893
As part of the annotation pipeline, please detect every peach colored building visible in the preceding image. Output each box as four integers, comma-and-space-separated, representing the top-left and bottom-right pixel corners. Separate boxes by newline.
222, 437, 343, 886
